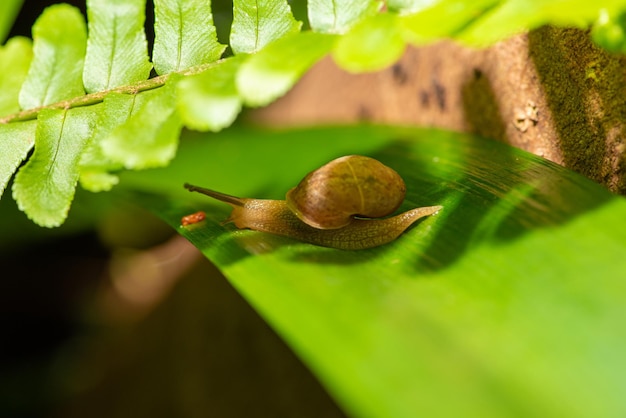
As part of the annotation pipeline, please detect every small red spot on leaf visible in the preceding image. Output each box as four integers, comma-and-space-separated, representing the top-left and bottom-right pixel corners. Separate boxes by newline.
181, 211, 206, 226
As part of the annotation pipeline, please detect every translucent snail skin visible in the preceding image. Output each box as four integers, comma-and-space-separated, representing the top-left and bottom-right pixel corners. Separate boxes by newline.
184, 155, 442, 250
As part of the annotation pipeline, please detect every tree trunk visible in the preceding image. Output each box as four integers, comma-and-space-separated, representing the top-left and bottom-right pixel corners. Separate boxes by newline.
250, 26, 626, 194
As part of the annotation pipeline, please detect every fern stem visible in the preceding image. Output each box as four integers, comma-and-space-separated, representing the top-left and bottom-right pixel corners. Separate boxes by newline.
0, 60, 222, 124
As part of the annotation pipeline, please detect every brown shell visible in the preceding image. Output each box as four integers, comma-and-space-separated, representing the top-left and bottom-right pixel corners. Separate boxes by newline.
285, 155, 406, 229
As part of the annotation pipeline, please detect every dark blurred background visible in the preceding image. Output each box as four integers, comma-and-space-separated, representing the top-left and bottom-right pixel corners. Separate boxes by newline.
0, 1, 345, 417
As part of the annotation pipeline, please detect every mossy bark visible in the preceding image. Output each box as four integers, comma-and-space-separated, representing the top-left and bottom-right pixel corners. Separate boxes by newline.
249, 27, 626, 194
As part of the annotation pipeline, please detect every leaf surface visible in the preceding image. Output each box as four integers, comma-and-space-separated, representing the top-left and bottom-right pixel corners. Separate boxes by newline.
308, 0, 380, 33
332, 12, 406, 73
177, 56, 245, 132
400, 0, 502, 44
388, 0, 435, 14
101, 82, 182, 169
18, 4, 87, 109
0, 0, 23, 43
78, 92, 134, 192
83, 0, 152, 93
236, 32, 337, 106
0, 37, 33, 116
230, 0, 302, 54
0, 120, 36, 197
153, 0, 226, 75
12, 107, 96, 227
121, 125, 626, 418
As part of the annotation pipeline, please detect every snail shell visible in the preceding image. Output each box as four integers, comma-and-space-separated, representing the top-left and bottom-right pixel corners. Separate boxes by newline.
286, 155, 406, 229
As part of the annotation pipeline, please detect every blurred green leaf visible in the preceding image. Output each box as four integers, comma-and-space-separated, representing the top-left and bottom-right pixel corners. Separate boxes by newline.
13, 107, 96, 227
18, 4, 87, 109
0, 0, 23, 44
177, 56, 245, 132
592, 8, 626, 54
400, 0, 502, 44
122, 125, 626, 418
230, 0, 302, 54
333, 12, 406, 73
101, 82, 182, 169
153, 0, 226, 75
388, 0, 435, 14
0, 120, 36, 198
236, 31, 337, 106
308, 0, 380, 33
401, 0, 626, 46
0, 37, 32, 116
83, 0, 152, 93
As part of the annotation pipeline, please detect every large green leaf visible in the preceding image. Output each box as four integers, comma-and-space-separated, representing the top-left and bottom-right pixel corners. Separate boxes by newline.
120, 125, 626, 418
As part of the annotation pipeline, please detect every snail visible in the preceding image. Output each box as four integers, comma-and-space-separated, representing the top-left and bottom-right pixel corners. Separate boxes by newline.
184, 155, 442, 250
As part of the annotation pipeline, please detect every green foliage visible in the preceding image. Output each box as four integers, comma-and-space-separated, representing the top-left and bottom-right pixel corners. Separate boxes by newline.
153, 0, 225, 74
177, 56, 245, 131
0, 0, 625, 226
13, 107, 96, 227
83, 0, 152, 92
2, 2, 626, 416
236, 31, 338, 106
307, 0, 380, 33
0, 0, 23, 43
230, 0, 302, 54
19, 4, 87, 109
122, 125, 626, 418
100, 83, 182, 170
592, 9, 626, 54
0, 37, 32, 115
0, 120, 36, 197
333, 12, 405, 72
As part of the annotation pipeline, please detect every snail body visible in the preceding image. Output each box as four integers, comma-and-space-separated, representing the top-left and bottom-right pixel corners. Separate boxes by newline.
184, 155, 442, 250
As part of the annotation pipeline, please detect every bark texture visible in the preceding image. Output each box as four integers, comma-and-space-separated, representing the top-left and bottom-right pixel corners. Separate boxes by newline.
249, 27, 626, 194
